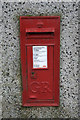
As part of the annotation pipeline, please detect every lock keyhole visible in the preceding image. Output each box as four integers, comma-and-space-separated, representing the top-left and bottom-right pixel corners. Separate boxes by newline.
31, 72, 35, 75
31, 71, 37, 79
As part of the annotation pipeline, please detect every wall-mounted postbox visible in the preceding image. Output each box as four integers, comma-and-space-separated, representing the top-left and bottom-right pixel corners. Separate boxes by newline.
20, 16, 60, 106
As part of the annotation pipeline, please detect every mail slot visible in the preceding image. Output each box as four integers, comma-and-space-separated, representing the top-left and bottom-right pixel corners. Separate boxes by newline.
20, 16, 60, 106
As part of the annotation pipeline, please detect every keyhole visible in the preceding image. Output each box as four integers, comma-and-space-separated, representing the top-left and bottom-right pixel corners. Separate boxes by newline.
31, 72, 35, 75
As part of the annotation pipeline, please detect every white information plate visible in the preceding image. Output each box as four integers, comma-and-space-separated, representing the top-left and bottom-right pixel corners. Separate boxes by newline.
33, 46, 47, 68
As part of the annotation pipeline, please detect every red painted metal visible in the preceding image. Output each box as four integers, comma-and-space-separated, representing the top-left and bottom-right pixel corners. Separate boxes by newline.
20, 16, 60, 106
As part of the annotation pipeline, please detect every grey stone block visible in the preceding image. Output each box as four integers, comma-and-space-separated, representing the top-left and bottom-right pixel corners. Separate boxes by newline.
1, 0, 79, 119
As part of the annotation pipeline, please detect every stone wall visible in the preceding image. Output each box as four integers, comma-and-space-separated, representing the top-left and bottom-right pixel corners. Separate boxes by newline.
1, 0, 80, 119
0, 0, 2, 119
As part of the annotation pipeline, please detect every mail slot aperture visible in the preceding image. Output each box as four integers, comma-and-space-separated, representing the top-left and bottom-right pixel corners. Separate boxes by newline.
26, 32, 54, 39
26, 28, 55, 39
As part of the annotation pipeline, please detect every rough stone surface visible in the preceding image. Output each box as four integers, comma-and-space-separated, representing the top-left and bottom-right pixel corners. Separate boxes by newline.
1, 0, 79, 119
0, 0, 2, 119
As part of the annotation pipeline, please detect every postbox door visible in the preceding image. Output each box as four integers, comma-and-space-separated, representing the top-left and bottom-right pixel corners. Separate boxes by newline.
26, 45, 54, 102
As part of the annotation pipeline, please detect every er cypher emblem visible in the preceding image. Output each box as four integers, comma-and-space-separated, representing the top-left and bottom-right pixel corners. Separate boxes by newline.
30, 81, 52, 93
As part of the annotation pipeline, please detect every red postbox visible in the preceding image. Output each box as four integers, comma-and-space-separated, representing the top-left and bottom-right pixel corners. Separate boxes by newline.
20, 16, 60, 106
